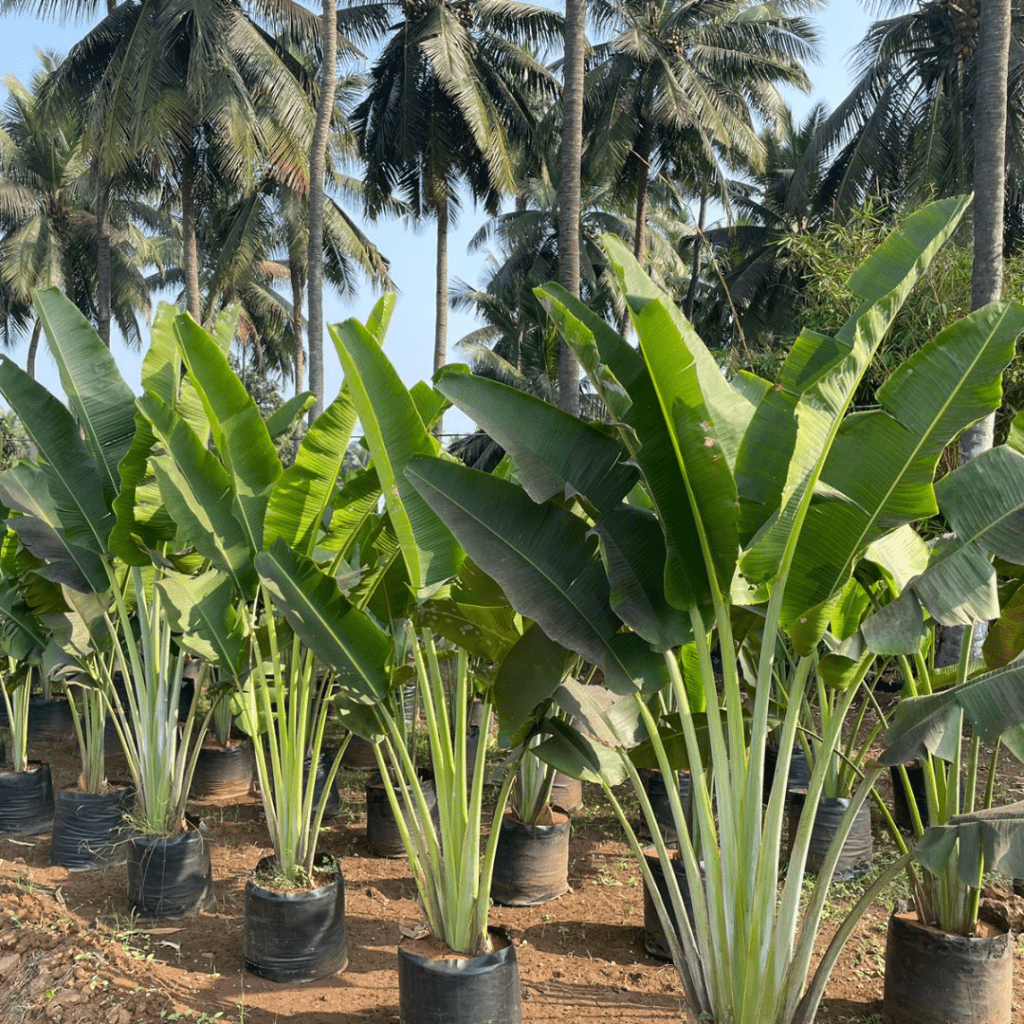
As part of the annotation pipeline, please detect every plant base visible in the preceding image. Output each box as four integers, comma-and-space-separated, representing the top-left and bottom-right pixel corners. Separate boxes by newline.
28, 698, 74, 743
244, 857, 348, 983
126, 816, 215, 919
786, 792, 872, 881
550, 772, 583, 814
50, 784, 134, 869
883, 905, 1012, 1024
642, 846, 702, 961
642, 769, 691, 845
490, 812, 570, 907
366, 770, 440, 858
190, 738, 254, 800
0, 763, 54, 835
397, 927, 522, 1024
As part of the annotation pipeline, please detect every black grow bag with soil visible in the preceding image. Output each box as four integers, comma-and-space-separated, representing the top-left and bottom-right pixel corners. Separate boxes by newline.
27, 697, 74, 744
643, 769, 691, 845
366, 770, 440, 858
126, 816, 215, 919
244, 856, 348, 983
190, 738, 254, 800
490, 811, 570, 907
50, 784, 134, 869
642, 846, 704, 961
340, 734, 379, 770
762, 744, 810, 802
786, 791, 872, 881
0, 762, 55, 835
398, 927, 522, 1024
883, 901, 1012, 1024
550, 772, 583, 814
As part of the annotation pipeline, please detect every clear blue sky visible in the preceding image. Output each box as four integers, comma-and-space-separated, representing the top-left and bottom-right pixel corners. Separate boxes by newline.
0, 0, 873, 427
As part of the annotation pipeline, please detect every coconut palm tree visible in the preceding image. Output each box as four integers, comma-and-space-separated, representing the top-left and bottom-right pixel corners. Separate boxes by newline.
353, 0, 561, 379
0, 61, 150, 373
200, 165, 392, 390
558, 0, 587, 414
694, 102, 831, 346
451, 169, 687, 443
585, 0, 819, 266
816, 0, 1024, 228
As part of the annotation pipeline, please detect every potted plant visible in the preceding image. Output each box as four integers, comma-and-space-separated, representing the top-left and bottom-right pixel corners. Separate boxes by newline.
0, 661, 53, 836
101, 568, 218, 918
840, 446, 1024, 1024
51, 669, 134, 869
120, 307, 383, 981
490, 737, 571, 907
0, 292, 240, 917
268, 589, 523, 1023
395, 195, 1024, 1024
0, 573, 54, 836
189, 669, 254, 801
776, 658, 881, 879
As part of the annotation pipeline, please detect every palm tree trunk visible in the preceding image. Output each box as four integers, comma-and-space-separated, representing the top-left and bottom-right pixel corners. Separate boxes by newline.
96, 177, 112, 347
949, 0, 1012, 665
291, 259, 306, 395
434, 194, 449, 376
307, 0, 338, 425
557, 0, 585, 417
180, 143, 201, 321
26, 319, 41, 380
633, 130, 651, 264
685, 192, 707, 320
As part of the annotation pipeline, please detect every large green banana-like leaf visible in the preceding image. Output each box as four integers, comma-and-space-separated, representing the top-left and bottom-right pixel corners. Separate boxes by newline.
265, 392, 316, 439
553, 678, 651, 750
935, 445, 1024, 563
633, 298, 739, 602
534, 283, 636, 421
142, 306, 211, 444
537, 286, 716, 612
33, 288, 136, 506
862, 526, 931, 592
782, 299, 1024, 649
593, 504, 691, 651
0, 575, 54, 652
139, 393, 259, 596
176, 318, 280, 553
418, 558, 522, 664
0, 463, 108, 592
255, 539, 391, 704
263, 390, 356, 557
0, 357, 113, 554
158, 570, 246, 678
880, 658, 1024, 766
364, 293, 396, 345
984, 580, 1024, 668
737, 197, 973, 582
318, 467, 383, 556
433, 367, 637, 513
410, 381, 449, 433
533, 716, 627, 785
109, 411, 174, 566
330, 319, 463, 593
602, 234, 755, 468
406, 456, 667, 693
914, 802, 1024, 885
0, 576, 48, 662
860, 443, 1024, 655
493, 623, 570, 746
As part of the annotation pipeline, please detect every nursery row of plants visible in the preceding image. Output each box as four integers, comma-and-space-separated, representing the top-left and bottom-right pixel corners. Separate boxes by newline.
3, 195, 1024, 1024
